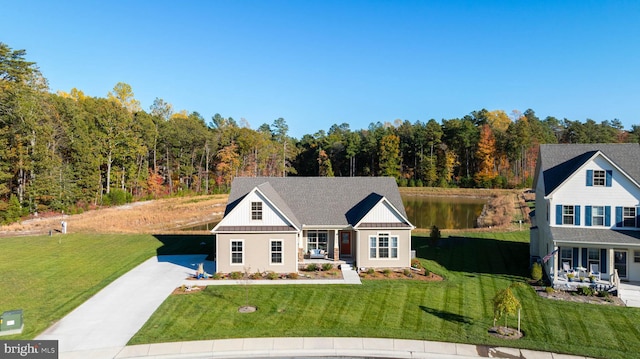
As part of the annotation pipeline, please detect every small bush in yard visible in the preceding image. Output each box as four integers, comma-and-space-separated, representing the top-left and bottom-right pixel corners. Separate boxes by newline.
266, 271, 279, 280
213, 272, 222, 280
306, 263, 318, 271
288, 272, 299, 279
545, 286, 555, 293
403, 268, 412, 277
411, 258, 423, 269
577, 286, 595, 296
383, 268, 392, 277
229, 271, 243, 280
366, 268, 375, 275
322, 263, 333, 271
531, 262, 543, 282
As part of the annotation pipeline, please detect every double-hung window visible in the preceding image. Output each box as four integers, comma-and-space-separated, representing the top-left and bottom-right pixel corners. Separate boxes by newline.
560, 248, 573, 267
563, 206, 574, 225
369, 233, 398, 259
588, 248, 600, 270
307, 230, 328, 251
231, 240, 243, 264
251, 202, 263, 220
623, 207, 636, 227
592, 170, 605, 186
592, 206, 605, 226
271, 240, 283, 264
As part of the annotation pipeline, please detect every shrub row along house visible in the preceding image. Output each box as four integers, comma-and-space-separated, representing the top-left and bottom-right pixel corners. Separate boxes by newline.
531, 143, 640, 285
212, 177, 414, 274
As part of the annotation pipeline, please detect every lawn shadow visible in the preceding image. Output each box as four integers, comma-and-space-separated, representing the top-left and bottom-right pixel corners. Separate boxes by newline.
412, 235, 529, 277
152, 234, 216, 274
153, 234, 216, 257
419, 305, 472, 324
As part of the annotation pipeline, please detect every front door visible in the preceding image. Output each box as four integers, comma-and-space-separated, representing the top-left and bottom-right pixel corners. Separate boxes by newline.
340, 231, 351, 256
614, 250, 628, 279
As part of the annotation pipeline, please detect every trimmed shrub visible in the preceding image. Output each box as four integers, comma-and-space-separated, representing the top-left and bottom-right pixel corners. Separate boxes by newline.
266, 271, 279, 280
366, 268, 375, 275
306, 263, 318, 272
577, 286, 595, 296
229, 271, 243, 280
383, 268, 392, 277
531, 262, 543, 282
288, 272, 299, 279
403, 268, 412, 277
322, 263, 333, 271
545, 286, 554, 293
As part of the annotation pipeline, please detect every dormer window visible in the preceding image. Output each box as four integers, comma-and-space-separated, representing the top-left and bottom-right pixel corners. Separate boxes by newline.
251, 201, 263, 220
592, 170, 605, 186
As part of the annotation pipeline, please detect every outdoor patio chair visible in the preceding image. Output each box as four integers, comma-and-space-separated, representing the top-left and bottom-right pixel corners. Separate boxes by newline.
590, 263, 601, 281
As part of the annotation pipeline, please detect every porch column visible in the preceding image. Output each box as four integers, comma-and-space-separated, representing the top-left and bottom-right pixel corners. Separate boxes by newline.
333, 231, 339, 261
552, 245, 558, 285
298, 232, 304, 262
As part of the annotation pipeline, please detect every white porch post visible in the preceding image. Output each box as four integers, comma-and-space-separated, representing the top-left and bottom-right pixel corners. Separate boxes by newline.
333, 231, 339, 261
552, 245, 559, 284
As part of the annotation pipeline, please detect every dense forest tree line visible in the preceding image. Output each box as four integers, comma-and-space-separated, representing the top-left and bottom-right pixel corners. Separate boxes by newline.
1, 42, 639, 223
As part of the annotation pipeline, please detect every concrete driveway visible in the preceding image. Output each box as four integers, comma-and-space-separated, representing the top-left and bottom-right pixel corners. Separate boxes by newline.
36, 255, 207, 358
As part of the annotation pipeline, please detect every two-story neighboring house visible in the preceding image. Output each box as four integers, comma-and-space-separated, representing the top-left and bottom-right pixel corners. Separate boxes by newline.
531, 143, 640, 285
212, 177, 414, 274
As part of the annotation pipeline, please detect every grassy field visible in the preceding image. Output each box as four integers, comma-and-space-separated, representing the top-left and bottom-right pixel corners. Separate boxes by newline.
130, 230, 640, 359
0, 233, 213, 339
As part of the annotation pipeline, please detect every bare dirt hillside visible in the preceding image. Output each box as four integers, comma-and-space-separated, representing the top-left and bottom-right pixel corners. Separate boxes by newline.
0, 188, 531, 237
0, 195, 228, 237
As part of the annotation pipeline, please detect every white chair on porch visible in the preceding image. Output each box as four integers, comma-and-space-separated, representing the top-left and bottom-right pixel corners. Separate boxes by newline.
590, 263, 601, 281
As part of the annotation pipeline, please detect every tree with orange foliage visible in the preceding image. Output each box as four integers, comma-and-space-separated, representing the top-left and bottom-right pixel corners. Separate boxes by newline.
216, 142, 240, 187
475, 124, 498, 187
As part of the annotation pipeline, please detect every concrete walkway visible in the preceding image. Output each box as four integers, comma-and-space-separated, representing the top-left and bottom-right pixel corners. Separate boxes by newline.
618, 282, 640, 307
37, 255, 208, 358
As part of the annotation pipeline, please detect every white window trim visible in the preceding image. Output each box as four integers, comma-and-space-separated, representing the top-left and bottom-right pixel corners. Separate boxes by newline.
587, 248, 600, 270
368, 232, 399, 260
593, 170, 605, 186
623, 207, 636, 228
251, 201, 263, 221
592, 206, 605, 227
563, 205, 574, 225
270, 239, 284, 265
230, 239, 244, 266
560, 248, 573, 267
306, 230, 328, 252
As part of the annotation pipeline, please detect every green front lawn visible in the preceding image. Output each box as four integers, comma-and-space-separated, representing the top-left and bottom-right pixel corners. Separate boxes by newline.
0, 233, 213, 339
131, 230, 640, 359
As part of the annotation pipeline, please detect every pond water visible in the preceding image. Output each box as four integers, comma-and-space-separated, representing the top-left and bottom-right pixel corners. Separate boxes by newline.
401, 194, 486, 230
181, 195, 486, 231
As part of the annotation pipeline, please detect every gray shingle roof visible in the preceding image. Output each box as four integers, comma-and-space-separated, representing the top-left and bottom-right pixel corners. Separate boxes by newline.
225, 177, 408, 227
551, 227, 640, 246
537, 144, 640, 196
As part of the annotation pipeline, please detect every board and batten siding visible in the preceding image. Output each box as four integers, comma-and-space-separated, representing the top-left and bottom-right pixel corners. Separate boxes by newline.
550, 155, 640, 229
220, 190, 292, 227
358, 200, 406, 224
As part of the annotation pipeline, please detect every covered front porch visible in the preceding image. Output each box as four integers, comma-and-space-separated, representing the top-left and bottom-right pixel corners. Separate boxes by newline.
548, 227, 640, 285
298, 228, 357, 263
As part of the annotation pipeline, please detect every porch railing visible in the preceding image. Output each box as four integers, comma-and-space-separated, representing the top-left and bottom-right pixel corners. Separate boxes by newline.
611, 269, 621, 297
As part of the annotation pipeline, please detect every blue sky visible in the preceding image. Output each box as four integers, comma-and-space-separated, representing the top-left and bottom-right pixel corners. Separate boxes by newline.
3, 1, 639, 138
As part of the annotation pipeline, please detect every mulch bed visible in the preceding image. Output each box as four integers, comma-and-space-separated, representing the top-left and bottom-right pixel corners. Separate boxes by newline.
488, 326, 523, 340
359, 268, 443, 282
532, 284, 625, 306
